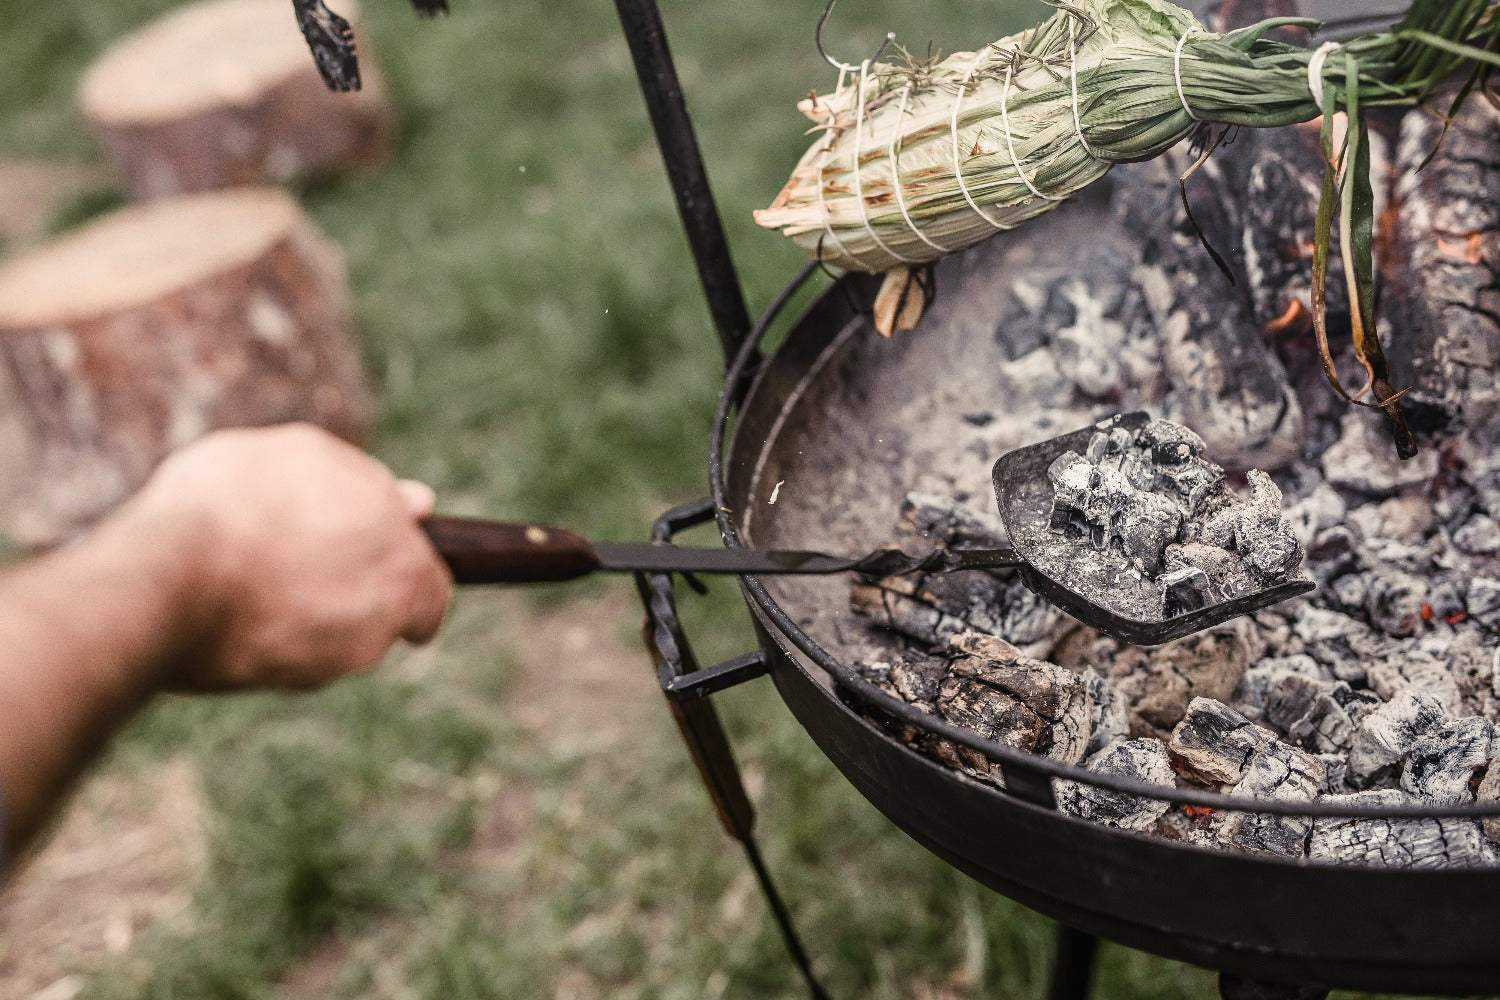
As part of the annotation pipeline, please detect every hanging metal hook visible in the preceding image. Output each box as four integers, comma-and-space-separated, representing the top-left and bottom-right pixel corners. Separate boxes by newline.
816, 0, 896, 72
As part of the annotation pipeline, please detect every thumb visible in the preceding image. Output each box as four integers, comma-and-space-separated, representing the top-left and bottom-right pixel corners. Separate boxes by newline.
396, 479, 438, 518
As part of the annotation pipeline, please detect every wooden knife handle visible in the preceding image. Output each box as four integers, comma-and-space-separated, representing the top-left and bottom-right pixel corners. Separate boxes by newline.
421, 516, 602, 584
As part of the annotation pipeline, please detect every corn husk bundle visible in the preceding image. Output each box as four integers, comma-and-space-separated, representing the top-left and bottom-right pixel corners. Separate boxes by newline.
755, 0, 1499, 455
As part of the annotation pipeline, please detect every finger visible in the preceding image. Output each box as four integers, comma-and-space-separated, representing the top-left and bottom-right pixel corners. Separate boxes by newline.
396, 478, 437, 518
399, 543, 453, 645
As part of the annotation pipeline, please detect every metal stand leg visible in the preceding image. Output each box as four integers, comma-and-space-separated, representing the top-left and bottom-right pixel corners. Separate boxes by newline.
1048, 926, 1098, 1000
1218, 972, 1331, 1000
743, 837, 831, 1000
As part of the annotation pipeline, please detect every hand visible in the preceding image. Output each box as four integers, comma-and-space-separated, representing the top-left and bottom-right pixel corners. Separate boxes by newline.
115, 423, 452, 690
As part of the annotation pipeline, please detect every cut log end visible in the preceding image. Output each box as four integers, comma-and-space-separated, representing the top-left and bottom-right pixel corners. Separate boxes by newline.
79, 0, 392, 199
0, 188, 302, 329
0, 188, 373, 547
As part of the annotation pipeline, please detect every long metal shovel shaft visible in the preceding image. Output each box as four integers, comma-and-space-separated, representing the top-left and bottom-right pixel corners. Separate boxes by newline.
421, 514, 1022, 584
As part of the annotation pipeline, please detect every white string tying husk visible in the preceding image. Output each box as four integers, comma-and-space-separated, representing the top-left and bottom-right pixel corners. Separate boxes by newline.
1173, 27, 1202, 122
1307, 41, 1342, 109
814, 62, 874, 267
951, 50, 1013, 233
889, 83, 958, 253
1000, 58, 1064, 202
1067, 15, 1099, 160
852, 62, 919, 265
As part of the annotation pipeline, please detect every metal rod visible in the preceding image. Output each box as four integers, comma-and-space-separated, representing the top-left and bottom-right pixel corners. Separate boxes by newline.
1048, 926, 1098, 1000
743, 836, 833, 1000
613, 0, 753, 366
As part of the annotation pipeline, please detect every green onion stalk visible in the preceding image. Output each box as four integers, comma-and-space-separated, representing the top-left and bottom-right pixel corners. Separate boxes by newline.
754, 0, 1499, 455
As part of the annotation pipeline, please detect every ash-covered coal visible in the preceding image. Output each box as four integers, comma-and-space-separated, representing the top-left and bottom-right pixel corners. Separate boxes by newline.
1044, 416, 1304, 618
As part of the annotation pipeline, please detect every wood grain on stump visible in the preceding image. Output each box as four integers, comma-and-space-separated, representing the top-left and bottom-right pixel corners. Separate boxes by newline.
80, 0, 392, 200
0, 187, 373, 547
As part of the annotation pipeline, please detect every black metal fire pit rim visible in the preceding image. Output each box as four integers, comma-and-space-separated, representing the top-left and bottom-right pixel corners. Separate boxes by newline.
708, 265, 1500, 826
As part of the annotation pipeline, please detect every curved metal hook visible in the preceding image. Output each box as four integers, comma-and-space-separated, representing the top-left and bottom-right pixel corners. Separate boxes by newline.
816, 0, 896, 72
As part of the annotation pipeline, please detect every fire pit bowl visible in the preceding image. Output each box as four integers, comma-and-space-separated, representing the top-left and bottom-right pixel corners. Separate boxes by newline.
660, 194, 1500, 995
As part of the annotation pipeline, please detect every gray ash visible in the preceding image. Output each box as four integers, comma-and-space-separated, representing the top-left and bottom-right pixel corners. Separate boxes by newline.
1044, 417, 1304, 618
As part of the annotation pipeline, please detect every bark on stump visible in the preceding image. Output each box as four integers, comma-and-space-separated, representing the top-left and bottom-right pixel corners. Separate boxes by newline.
0, 187, 373, 547
79, 0, 392, 200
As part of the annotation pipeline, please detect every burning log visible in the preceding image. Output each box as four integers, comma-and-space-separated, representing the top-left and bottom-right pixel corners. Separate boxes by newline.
1113, 148, 1306, 470
859, 630, 1095, 783
1381, 85, 1500, 433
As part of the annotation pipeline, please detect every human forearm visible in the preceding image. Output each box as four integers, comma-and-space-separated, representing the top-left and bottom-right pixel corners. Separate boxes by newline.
0, 424, 451, 860
0, 504, 205, 852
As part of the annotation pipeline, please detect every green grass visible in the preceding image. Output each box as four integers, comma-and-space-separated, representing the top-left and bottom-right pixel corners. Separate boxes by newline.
0, 0, 1395, 997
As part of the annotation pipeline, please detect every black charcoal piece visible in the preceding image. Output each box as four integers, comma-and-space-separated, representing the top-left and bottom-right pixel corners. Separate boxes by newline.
1468, 577, 1500, 630
946, 632, 1093, 764
1162, 543, 1256, 605
1167, 697, 1276, 785
1309, 790, 1497, 868
1220, 741, 1325, 859
1348, 690, 1448, 788
1161, 566, 1211, 616
1402, 716, 1494, 805
1083, 667, 1130, 756
1264, 674, 1359, 754
1055, 739, 1175, 831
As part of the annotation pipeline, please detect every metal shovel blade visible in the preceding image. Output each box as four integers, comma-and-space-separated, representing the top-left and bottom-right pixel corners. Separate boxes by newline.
991, 412, 1314, 646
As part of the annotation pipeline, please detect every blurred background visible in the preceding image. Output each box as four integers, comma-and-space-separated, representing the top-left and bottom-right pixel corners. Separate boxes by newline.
0, 0, 1371, 997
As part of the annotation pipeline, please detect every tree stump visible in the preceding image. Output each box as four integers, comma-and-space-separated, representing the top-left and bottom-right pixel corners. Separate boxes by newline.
79, 0, 392, 200
0, 187, 374, 547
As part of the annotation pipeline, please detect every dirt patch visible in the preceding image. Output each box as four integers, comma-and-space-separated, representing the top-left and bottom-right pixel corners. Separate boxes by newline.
278, 932, 351, 1000
0, 760, 206, 999
469, 591, 661, 867
505, 591, 660, 751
